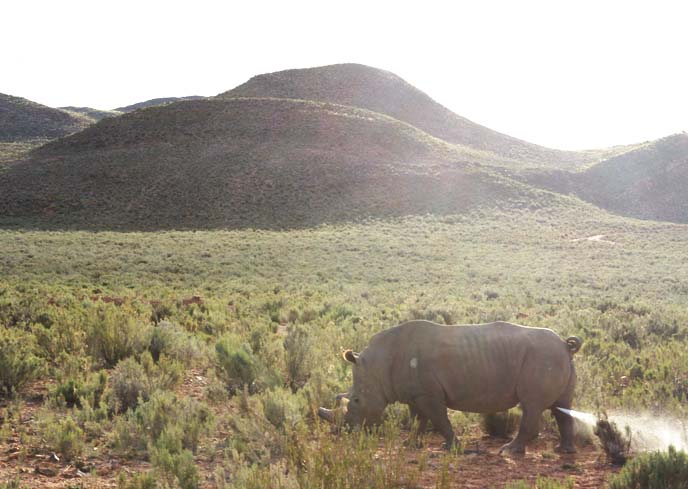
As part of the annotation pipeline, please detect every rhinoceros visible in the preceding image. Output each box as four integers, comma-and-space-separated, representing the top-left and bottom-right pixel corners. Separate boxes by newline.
318, 320, 582, 455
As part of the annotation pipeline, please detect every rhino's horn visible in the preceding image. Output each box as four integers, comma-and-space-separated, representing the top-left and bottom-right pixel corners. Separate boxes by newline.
318, 407, 336, 423
335, 392, 349, 402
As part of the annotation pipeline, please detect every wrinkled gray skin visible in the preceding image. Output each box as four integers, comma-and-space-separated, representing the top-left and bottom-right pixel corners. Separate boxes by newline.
318, 320, 582, 455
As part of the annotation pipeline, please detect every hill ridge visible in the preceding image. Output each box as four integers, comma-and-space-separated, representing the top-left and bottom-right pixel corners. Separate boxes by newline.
523, 132, 688, 223
220, 63, 619, 170
0, 96, 566, 230
0, 92, 92, 142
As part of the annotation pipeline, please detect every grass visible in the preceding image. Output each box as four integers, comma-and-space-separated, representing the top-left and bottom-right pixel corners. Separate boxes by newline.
1, 207, 688, 486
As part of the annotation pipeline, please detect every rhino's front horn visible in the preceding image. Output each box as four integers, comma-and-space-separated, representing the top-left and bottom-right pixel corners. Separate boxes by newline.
318, 407, 336, 423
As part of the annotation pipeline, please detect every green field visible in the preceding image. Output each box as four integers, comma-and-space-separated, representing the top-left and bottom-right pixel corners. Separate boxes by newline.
2, 204, 688, 487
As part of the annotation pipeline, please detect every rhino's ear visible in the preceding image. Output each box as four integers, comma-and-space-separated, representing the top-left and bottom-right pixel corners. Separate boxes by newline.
342, 350, 359, 364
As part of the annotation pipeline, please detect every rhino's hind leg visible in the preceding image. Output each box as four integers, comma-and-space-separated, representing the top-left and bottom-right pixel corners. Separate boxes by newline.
551, 406, 576, 453
499, 405, 541, 456
552, 367, 577, 454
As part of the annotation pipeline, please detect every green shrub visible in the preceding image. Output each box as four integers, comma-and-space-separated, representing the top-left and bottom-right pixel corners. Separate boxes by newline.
505, 476, 574, 489
0, 479, 26, 489
109, 357, 150, 413
140, 351, 184, 393
261, 387, 306, 431
116, 470, 157, 489
607, 446, 688, 489
481, 408, 521, 438
114, 391, 214, 457
215, 334, 258, 393
204, 373, 230, 404
109, 353, 183, 413
0, 328, 44, 398
86, 304, 152, 368
54, 369, 108, 414
55, 378, 81, 408
149, 320, 204, 366
283, 325, 311, 392
137, 391, 213, 453
31, 309, 86, 361
149, 427, 199, 489
43, 415, 84, 461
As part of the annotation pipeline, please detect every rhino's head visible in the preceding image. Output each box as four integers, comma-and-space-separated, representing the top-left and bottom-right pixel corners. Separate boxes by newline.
318, 349, 387, 428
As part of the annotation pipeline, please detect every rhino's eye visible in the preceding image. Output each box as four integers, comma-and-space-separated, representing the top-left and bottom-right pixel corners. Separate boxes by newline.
353, 397, 360, 404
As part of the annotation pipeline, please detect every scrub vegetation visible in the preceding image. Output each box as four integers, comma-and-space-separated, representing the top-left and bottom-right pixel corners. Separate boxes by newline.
1, 206, 688, 487
2, 62, 688, 488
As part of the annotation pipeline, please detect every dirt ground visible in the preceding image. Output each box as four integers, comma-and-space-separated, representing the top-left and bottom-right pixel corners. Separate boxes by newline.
399, 431, 620, 488
0, 426, 620, 488
0, 374, 621, 488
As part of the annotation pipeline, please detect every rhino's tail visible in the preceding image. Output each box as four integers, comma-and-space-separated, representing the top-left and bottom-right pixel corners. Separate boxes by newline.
566, 336, 583, 354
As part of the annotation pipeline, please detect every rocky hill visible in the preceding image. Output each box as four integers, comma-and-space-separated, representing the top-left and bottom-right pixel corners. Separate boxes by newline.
0, 97, 559, 229
1, 64, 685, 228
0, 93, 92, 141
114, 96, 205, 113
59, 106, 121, 122
523, 133, 688, 223
220, 64, 628, 170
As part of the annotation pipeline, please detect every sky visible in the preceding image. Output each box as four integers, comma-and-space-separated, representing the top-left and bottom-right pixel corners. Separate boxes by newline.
3, 0, 687, 150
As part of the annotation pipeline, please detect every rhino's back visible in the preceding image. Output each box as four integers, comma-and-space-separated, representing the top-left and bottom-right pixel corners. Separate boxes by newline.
373, 321, 571, 412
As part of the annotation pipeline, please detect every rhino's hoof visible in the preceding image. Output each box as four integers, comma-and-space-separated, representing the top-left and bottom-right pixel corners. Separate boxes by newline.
441, 440, 461, 453
554, 444, 577, 454
403, 437, 424, 449
499, 443, 525, 457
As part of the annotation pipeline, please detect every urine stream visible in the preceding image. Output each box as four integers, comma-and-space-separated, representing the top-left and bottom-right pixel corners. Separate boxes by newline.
557, 407, 688, 452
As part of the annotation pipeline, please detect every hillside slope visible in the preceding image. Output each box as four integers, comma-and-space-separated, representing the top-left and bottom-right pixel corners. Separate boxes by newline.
0, 93, 92, 141
0, 97, 561, 230
220, 64, 626, 170
114, 96, 205, 113
59, 106, 121, 122
523, 133, 688, 223
577, 133, 688, 222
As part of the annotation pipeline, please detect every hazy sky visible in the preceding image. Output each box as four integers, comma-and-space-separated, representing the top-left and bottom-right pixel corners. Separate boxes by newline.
3, 0, 687, 150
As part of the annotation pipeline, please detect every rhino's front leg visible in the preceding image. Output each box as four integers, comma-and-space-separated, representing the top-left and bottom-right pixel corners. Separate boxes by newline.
412, 396, 456, 450
404, 405, 430, 448
408, 405, 430, 432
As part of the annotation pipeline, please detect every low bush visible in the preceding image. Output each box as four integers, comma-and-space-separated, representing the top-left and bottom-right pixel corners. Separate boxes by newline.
607, 446, 688, 489
43, 415, 85, 461
0, 479, 26, 489
113, 390, 214, 457
149, 426, 200, 489
215, 334, 259, 393
0, 327, 44, 398
54, 370, 107, 409
283, 325, 311, 392
481, 408, 521, 438
86, 304, 152, 368
117, 471, 157, 489
505, 476, 574, 489
109, 357, 150, 413
260, 387, 307, 431
149, 320, 205, 366
109, 352, 184, 413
